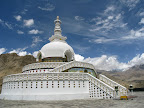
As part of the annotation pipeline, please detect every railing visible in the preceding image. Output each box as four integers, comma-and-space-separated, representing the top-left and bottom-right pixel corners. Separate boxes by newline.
22, 62, 66, 72
50, 61, 97, 73
88, 74, 115, 98
3, 72, 87, 83
99, 74, 127, 96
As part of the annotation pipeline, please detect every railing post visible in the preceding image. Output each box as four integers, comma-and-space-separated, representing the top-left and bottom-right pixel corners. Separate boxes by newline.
115, 86, 119, 98
129, 84, 133, 95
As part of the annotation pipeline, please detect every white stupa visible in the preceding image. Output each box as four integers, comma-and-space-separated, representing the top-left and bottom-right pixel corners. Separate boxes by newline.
0, 16, 127, 100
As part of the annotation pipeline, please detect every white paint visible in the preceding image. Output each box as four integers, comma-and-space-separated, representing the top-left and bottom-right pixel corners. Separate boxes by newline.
0, 73, 116, 100
40, 41, 74, 60
0, 67, 126, 101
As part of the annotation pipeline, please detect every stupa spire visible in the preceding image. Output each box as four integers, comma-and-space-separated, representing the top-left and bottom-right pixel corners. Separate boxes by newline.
49, 16, 67, 42
54, 16, 62, 36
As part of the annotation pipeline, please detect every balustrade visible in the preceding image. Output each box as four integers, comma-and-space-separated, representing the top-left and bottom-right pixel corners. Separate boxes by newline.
22, 62, 66, 72
99, 74, 127, 96
50, 61, 97, 73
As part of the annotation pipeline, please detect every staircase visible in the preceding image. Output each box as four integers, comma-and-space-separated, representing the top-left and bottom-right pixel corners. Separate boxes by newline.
99, 74, 127, 97
87, 74, 115, 99
50, 61, 96, 73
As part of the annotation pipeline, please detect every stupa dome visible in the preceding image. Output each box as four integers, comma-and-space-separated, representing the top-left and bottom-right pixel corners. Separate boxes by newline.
40, 40, 74, 60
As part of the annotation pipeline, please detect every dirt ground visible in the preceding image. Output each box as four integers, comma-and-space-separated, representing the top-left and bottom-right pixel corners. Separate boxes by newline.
0, 92, 144, 108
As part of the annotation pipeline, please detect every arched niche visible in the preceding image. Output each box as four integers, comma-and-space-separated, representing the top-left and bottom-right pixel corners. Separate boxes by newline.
37, 51, 42, 62
64, 50, 74, 62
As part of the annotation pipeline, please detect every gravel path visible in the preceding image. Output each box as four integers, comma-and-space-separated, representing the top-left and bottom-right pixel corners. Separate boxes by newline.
0, 92, 144, 108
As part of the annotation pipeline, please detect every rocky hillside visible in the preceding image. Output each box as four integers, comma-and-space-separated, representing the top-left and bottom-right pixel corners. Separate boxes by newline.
98, 65, 144, 89
0, 53, 144, 93
0, 53, 36, 93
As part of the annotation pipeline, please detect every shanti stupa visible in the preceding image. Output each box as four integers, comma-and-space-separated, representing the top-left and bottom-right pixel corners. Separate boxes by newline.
0, 16, 127, 100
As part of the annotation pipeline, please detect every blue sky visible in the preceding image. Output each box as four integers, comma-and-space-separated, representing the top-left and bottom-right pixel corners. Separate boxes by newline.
0, 0, 144, 71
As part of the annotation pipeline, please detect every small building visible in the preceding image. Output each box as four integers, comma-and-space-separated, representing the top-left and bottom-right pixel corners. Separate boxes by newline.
0, 16, 127, 100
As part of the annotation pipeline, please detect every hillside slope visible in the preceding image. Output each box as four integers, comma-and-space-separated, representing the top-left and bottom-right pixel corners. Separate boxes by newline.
0, 53, 36, 93
98, 66, 144, 89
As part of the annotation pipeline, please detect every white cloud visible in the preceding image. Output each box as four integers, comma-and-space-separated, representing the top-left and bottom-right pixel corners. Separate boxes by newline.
14, 15, 22, 21
0, 48, 6, 55
9, 47, 29, 56
9, 49, 38, 58
17, 30, 24, 34
139, 18, 144, 24
28, 29, 43, 34
21, 9, 28, 15
0, 19, 3, 23
9, 49, 27, 56
75, 16, 85, 21
9, 50, 17, 53
31, 36, 43, 47
120, 0, 140, 10
90, 38, 117, 44
23, 19, 34, 27
18, 51, 27, 56
90, 13, 124, 32
38, 3, 55, 11
62, 17, 92, 37
128, 54, 144, 66
137, 9, 144, 17
73, 45, 90, 53
139, 12, 144, 16
89, 4, 128, 37
33, 51, 39, 58
90, 27, 144, 43
81, 53, 144, 71
83, 55, 128, 71
75, 54, 84, 61
104, 6, 115, 13
5, 22, 13, 29
122, 28, 144, 39
62, 13, 124, 38
108, 16, 114, 20
86, 4, 136, 44
0, 19, 13, 29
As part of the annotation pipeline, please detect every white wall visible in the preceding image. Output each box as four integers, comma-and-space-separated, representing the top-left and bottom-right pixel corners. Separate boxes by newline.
0, 72, 115, 100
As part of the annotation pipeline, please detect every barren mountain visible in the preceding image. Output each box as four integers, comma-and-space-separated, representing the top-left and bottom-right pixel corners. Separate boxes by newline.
0, 53, 36, 93
98, 65, 144, 89
0, 53, 144, 93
